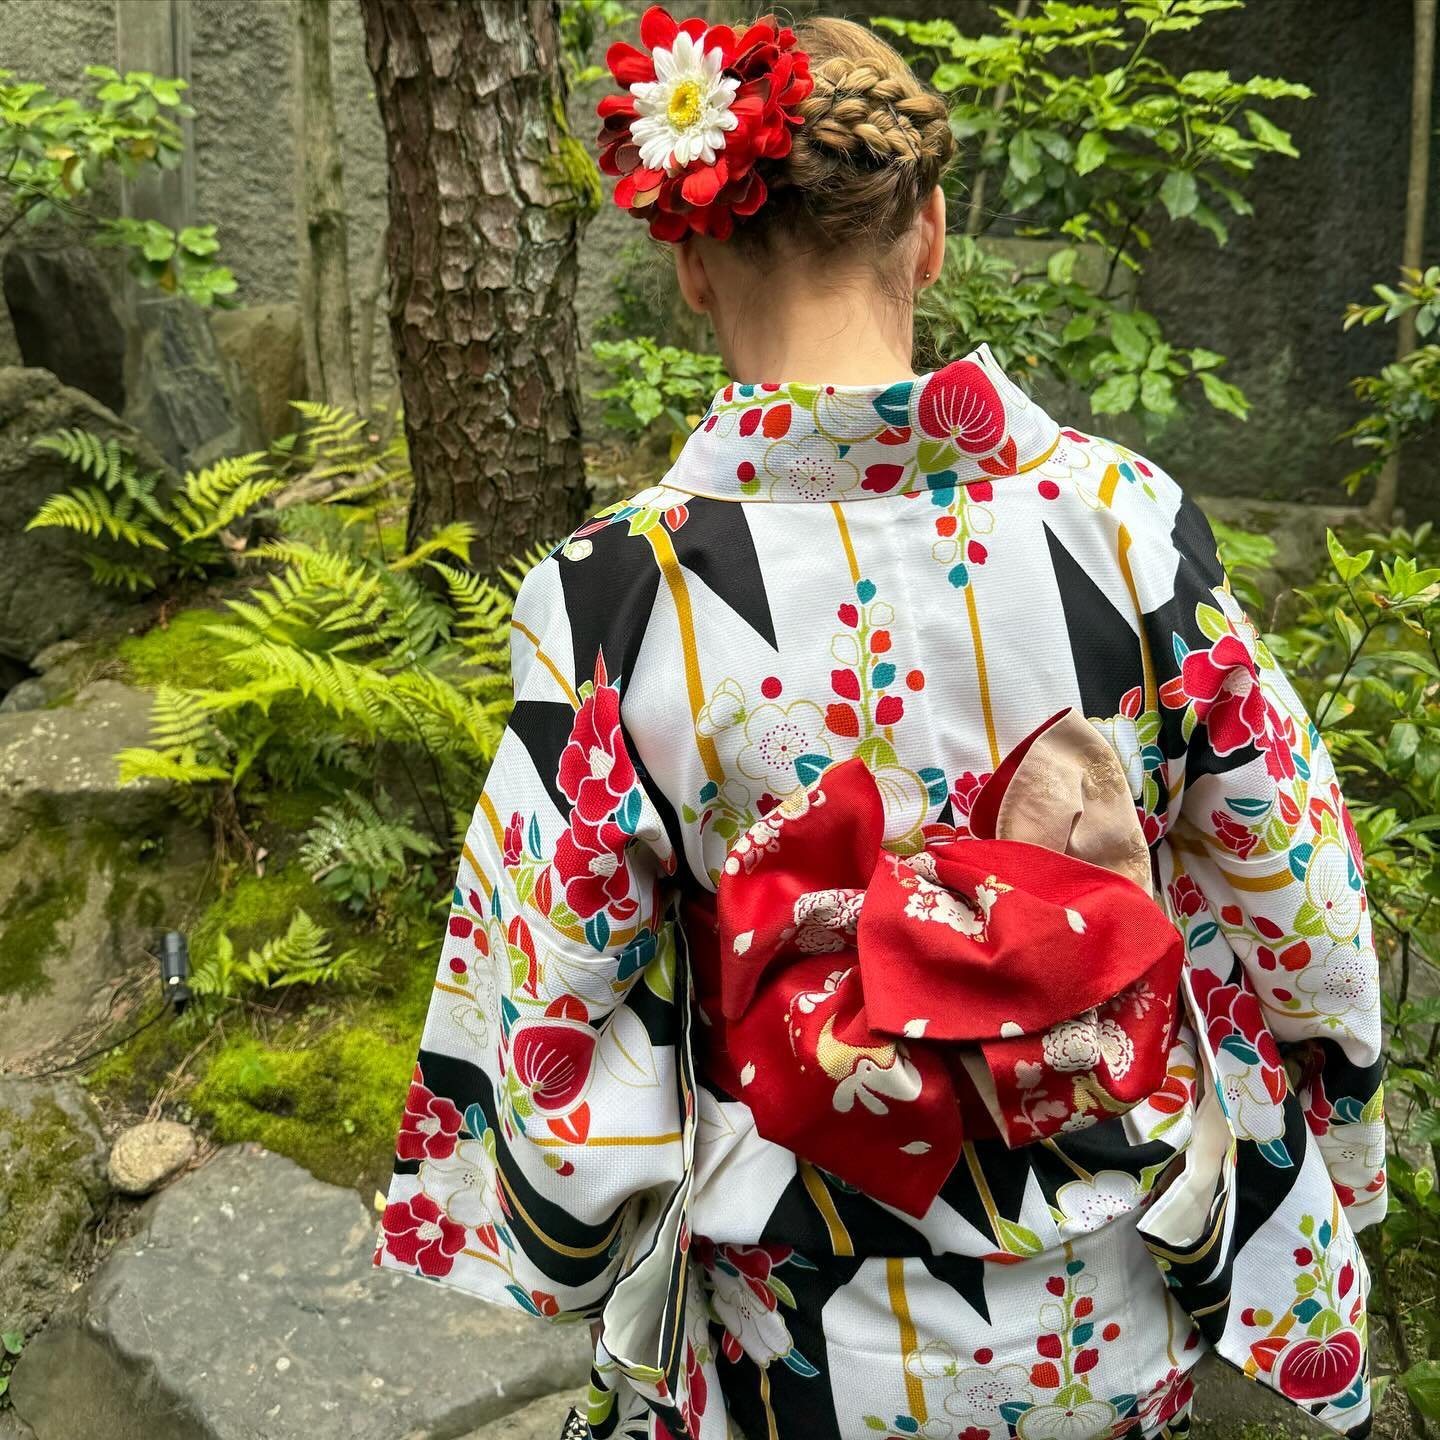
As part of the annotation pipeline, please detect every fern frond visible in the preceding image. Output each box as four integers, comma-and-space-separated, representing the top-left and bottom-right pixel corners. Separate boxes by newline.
391, 522, 476, 572
27, 487, 168, 549
34, 429, 126, 487
83, 553, 158, 592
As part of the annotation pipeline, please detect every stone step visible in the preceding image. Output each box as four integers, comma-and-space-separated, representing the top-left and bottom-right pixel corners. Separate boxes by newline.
10, 1144, 590, 1440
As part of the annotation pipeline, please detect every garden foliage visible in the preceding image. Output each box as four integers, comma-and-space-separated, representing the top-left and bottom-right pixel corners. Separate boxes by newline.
0, 64, 234, 303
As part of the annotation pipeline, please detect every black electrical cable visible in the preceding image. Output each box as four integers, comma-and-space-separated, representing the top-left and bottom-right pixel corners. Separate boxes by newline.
22, 1003, 174, 1080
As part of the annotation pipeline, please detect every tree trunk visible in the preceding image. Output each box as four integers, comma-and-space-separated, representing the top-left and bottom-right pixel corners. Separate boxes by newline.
1370, 0, 1435, 524
295, 0, 358, 412
359, 0, 596, 573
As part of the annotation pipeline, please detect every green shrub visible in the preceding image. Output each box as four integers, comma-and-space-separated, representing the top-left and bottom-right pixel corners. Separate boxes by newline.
880, 0, 1308, 427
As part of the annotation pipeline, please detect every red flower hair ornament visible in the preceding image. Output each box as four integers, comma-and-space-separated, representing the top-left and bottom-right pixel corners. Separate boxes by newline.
596, 7, 813, 242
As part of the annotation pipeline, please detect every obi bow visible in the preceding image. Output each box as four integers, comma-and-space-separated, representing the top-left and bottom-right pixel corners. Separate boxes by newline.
703, 709, 1183, 1218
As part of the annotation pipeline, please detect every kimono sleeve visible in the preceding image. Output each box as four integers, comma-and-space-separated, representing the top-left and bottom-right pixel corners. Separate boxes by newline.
1151, 500, 1386, 1234
374, 554, 685, 1319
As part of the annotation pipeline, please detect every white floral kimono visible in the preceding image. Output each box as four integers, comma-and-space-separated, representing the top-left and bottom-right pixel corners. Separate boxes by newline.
375, 346, 1385, 1440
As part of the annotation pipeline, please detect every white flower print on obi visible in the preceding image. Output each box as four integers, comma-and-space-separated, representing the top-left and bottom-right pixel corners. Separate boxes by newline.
723, 780, 828, 876
764, 434, 860, 501
786, 887, 864, 953
901, 863, 1011, 941
1040, 1010, 1134, 1078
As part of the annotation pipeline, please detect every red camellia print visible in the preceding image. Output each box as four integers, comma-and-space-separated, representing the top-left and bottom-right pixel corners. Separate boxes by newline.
1165, 630, 1297, 780
380, 1193, 466, 1277
396, 1069, 463, 1161
510, 1018, 598, 1115
1191, 970, 1287, 1104
558, 656, 637, 818
1275, 1329, 1363, 1402
554, 812, 635, 920
916, 359, 1006, 453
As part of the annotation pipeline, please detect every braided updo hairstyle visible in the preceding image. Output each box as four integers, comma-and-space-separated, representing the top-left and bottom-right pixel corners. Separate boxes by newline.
733, 16, 956, 257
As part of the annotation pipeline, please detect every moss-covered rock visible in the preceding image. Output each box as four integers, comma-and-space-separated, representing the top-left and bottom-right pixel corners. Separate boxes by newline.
116, 604, 236, 692
0, 1077, 109, 1338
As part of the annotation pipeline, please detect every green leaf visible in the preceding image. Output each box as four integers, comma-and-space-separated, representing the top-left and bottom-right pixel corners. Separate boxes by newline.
1197, 370, 1250, 419
1046, 247, 1078, 285
1075, 130, 1110, 175
1009, 130, 1043, 184
995, 1217, 1045, 1256
1, 1330, 21, 1356
1090, 373, 1140, 414
1109, 311, 1150, 367
1140, 370, 1177, 417
1160, 169, 1199, 220
1402, 1360, 1440, 1419
1245, 108, 1298, 157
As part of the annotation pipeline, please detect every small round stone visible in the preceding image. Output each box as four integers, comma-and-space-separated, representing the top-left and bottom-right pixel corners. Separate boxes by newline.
107, 1120, 197, 1196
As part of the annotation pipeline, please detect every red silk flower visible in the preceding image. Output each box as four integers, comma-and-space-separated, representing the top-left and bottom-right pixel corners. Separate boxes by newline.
596, 7, 813, 242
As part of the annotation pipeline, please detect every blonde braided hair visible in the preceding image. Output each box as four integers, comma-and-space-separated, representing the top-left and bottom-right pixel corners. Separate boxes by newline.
733, 17, 956, 256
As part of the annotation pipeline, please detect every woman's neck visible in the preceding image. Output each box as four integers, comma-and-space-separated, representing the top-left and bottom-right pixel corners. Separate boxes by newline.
712, 279, 918, 387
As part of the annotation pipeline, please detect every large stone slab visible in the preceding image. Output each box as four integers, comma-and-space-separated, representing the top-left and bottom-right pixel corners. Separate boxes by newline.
0, 1077, 110, 1338
0, 679, 166, 848
210, 303, 306, 447
10, 1145, 591, 1440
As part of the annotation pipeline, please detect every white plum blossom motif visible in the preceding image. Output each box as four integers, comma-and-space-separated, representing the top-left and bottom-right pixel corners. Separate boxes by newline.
629, 31, 740, 172
419, 1136, 502, 1229
902, 870, 1011, 940
1213, 1045, 1286, 1144
737, 700, 829, 796
810, 383, 889, 443
764, 435, 861, 502
697, 677, 746, 738
1295, 942, 1379, 1018
942, 1362, 1032, 1421
1054, 1169, 1146, 1235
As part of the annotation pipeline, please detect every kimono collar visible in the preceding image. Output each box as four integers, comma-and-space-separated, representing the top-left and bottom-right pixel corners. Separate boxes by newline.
665, 343, 1062, 503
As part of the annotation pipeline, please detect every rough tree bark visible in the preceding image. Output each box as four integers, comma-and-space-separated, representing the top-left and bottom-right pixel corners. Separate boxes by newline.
295, 0, 358, 412
359, 0, 596, 572
1370, 0, 1435, 524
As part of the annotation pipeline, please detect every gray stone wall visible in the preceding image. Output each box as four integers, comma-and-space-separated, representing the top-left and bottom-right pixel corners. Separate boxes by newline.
2, 0, 1435, 515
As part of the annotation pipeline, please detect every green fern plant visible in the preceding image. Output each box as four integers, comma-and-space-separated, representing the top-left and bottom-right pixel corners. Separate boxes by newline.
190, 908, 373, 1005
300, 793, 439, 912
27, 429, 283, 589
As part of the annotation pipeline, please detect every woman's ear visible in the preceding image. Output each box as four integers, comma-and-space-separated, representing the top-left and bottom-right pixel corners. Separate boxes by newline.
914, 186, 948, 293
673, 238, 712, 315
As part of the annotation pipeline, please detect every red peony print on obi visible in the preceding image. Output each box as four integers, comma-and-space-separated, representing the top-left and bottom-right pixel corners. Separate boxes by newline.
689, 710, 1184, 1217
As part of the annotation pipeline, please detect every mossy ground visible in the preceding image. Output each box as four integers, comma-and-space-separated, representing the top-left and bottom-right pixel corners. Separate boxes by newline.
89, 854, 438, 1196
117, 603, 237, 691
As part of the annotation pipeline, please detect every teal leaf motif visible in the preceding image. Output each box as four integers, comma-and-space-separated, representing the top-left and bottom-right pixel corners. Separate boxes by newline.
795, 753, 832, 786
874, 381, 913, 428
584, 912, 611, 953
463, 1103, 489, 1140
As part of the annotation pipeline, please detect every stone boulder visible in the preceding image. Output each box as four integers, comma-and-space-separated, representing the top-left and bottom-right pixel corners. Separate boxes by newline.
10, 1145, 591, 1440
211, 303, 306, 447
123, 298, 251, 473
2, 247, 128, 415
107, 1122, 196, 1197
0, 1077, 110, 1338
0, 681, 208, 1067
0, 367, 173, 666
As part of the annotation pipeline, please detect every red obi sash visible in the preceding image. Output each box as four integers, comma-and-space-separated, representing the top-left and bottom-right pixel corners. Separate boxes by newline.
687, 710, 1183, 1218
